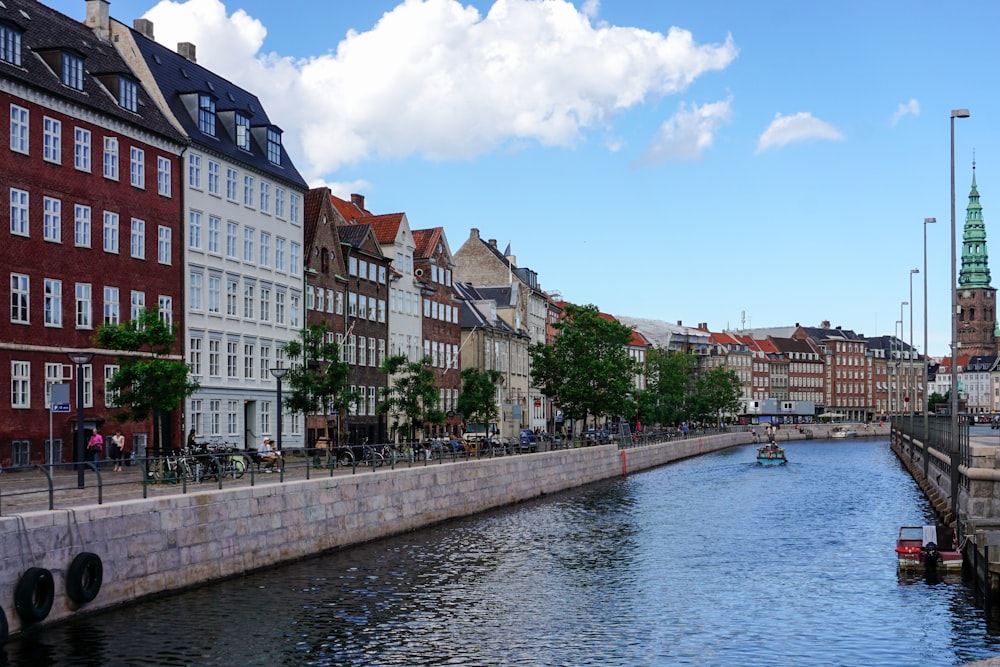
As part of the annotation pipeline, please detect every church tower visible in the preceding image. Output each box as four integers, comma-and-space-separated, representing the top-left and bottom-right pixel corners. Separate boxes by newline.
956, 161, 999, 356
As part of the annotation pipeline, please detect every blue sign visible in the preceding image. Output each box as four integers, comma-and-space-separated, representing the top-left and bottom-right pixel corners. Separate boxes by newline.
52, 403, 71, 413
50, 383, 70, 412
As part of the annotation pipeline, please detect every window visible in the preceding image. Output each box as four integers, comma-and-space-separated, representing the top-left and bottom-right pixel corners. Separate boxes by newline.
157, 156, 171, 196
104, 365, 119, 407
189, 337, 202, 376
226, 278, 238, 316
43, 197, 61, 243
187, 154, 202, 189
274, 188, 285, 219
10, 104, 28, 154
10, 273, 28, 324
207, 216, 220, 254
158, 295, 172, 326
103, 286, 119, 324
275, 291, 285, 324
157, 225, 172, 264
11, 361, 29, 408
259, 345, 270, 380
259, 232, 270, 267
243, 343, 254, 379
103, 137, 118, 180
266, 128, 282, 164
74, 127, 91, 171
198, 94, 216, 135
207, 160, 220, 195
73, 204, 90, 248
243, 174, 254, 207
227, 400, 238, 435
275, 237, 285, 271
119, 78, 138, 112
259, 182, 270, 213
290, 294, 300, 327
61, 52, 84, 90
10, 188, 28, 236
209, 340, 220, 377
290, 242, 301, 276
208, 275, 220, 313
259, 287, 270, 321
44, 363, 63, 408
44, 278, 62, 327
130, 146, 145, 188
226, 222, 238, 258
130, 290, 145, 321
226, 167, 238, 201
227, 341, 238, 378
243, 282, 254, 319
103, 211, 119, 253
75, 282, 92, 329
189, 211, 202, 249
290, 194, 301, 224
243, 227, 255, 263
0, 24, 22, 66
235, 113, 251, 151
130, 218, 145, 259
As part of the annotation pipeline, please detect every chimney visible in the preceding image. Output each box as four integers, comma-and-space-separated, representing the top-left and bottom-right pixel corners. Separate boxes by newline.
488, 239, 497, 247
85, 0, 111, 40
677, 320, 683, 326
350, 193, 365, 210
177, 42, 197, 63
470, 228, 480, 240
133, 18, 154, 39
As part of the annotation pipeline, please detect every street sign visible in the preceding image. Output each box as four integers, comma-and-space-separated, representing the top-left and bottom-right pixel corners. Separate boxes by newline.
51, 383, 70, 412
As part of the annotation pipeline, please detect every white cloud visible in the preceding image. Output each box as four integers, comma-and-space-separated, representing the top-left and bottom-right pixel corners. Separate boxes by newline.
890, 98, 920, 127
755, 112, 844, 153
640, 98, 733, 164
581, 0, 600, 20
142, 0, 737, 182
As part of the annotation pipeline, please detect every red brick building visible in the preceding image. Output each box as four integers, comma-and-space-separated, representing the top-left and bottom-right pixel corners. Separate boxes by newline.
0, 0, 184, 466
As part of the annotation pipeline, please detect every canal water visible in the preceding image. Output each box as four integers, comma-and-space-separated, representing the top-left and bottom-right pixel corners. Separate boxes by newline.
4, 438, 1000, 666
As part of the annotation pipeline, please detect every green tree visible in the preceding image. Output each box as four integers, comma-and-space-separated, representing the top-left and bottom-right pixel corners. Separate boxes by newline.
378, 354, 443, 442
456, 367, 501, 429
692, 366, 743, 425
95, 309, 200, 456
643, 348, 698, 426
281, 325, 353, 445
528, 303, 638, 429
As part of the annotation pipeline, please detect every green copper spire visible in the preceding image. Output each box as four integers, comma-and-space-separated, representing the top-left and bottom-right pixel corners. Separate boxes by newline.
959, 160, 992, 288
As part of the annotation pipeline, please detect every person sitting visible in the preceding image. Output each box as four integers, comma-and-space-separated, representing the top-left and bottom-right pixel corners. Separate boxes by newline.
258, 438, 281, 472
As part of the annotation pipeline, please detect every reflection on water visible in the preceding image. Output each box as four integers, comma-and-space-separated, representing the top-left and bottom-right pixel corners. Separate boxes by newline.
3, 439, 1000, 666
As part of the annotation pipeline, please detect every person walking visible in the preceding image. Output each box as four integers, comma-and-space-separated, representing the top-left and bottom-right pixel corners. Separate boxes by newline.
86, 431, 104, 465
111, 430, 126, 471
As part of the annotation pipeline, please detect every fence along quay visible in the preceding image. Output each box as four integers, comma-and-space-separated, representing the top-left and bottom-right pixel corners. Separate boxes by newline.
0, 424, 885, 643
891, 414, 1000, 607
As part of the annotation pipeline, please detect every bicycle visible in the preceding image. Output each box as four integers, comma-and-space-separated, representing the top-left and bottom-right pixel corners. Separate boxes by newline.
144, 448, 198, 484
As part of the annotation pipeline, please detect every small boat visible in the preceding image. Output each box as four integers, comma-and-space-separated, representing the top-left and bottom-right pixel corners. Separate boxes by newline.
895, 525, 963, 571
831, 426, 858, 439
756, 444, 787, 466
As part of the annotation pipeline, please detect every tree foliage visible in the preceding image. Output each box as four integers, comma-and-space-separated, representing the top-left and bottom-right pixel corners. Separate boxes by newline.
528, 303, 638, 426
95, 309, 199, 454
693, 366, 743, 424
281, 325, 354, 438
455, 367, 501, 429
377, 354, 443, 441
641, 348, 698, 426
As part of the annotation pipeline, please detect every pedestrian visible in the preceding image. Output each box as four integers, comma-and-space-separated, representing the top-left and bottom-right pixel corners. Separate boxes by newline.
86, 431, 104, 464
186, 428, 198, 452
111, 429, 126, 471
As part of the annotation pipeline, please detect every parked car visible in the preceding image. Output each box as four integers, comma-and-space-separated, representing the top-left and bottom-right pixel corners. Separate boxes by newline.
518, 429, 538, 452
463, 423, 500, 446
583, 429, 611, 444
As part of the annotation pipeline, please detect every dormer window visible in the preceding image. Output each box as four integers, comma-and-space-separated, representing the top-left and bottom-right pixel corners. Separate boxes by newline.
0, 23, 22, 66
119, 78, 137, 112
234, 112, 250, 151
266, 128, 281, 165
61, 52, 84, 90
198, 94, 216, 136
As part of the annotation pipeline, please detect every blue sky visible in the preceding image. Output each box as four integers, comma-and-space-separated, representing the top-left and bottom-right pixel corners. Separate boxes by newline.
46, 0, 1000, 356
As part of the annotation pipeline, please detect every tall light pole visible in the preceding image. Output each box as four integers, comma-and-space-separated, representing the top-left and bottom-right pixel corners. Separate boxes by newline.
909, 269, 919, 428
270, 367, 288, 459
924, 217, 936, 475
951, 109, 970, 450
899, 304, 907, 418
67, 350, 93, 488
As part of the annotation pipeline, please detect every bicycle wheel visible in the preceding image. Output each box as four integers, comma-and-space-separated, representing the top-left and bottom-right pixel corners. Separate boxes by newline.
144, 458, 162, 482
230, 455, 247, 479
337, 450, 354, 467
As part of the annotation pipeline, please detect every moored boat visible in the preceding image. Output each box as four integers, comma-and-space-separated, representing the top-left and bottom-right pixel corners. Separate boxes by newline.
756, 444, 787, 466
831, 426, 858, 438
896, 525, 962, 571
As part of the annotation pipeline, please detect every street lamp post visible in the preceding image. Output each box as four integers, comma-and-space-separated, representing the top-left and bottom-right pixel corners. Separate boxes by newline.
270, 367, 288, 459
909, 269, 919, 429
951, 109, 970, 448
67, 350, 94, 489
924, 217, 936, 476
899, 303, 907, 419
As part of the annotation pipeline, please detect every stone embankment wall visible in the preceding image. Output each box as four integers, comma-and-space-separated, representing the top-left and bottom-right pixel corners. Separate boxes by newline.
0, 424, 879, 638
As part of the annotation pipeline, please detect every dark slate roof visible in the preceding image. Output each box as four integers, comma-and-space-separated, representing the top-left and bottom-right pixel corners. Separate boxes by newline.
476, 285, 518, 308
337, 223, 372, 248
0, 0, 182, 143
965, 355, 997, 372
454, 282, 519, 336
127, 25, 306, 188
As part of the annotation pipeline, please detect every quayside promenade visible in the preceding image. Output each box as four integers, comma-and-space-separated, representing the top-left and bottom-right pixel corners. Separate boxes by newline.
0, 424, 883, 643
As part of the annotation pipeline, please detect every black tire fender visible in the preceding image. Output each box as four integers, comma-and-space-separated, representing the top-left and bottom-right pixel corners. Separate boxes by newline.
14, 567, 54, 624
66, 552, 103, 605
